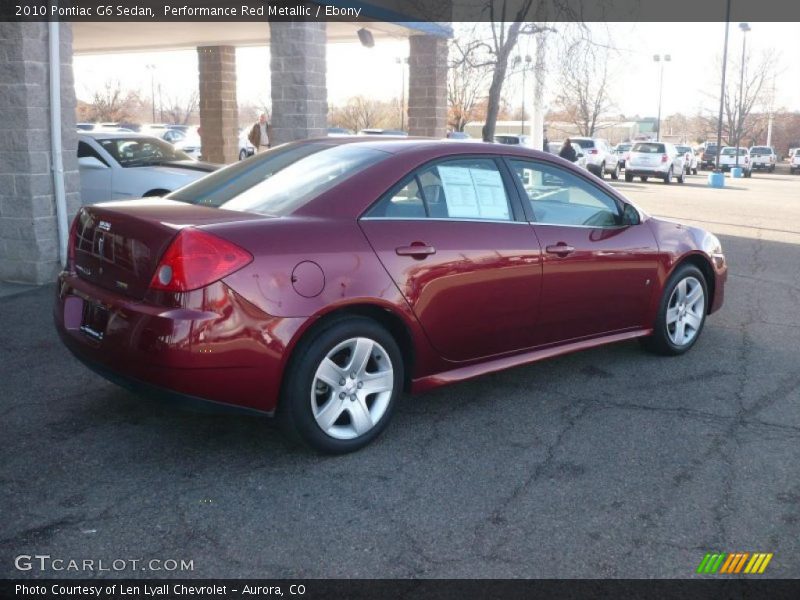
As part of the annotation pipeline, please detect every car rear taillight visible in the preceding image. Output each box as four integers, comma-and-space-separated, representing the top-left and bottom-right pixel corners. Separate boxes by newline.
589, 149, 598, 154
661, 154, 668, 163
149, 228, 253, 293
66, 214, 80, 271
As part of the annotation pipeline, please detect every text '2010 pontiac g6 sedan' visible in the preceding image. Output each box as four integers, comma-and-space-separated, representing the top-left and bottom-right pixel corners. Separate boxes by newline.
55, 139, 727, 453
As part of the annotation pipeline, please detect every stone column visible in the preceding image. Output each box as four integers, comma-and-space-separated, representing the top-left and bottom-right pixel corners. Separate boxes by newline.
0, 23, 80, 284
197, 45, 238, 164
269, 22, 327, 145
407, 35, 448, 138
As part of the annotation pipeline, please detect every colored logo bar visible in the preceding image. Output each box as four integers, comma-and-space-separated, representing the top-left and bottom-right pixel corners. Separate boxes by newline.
696, 552, 773, 574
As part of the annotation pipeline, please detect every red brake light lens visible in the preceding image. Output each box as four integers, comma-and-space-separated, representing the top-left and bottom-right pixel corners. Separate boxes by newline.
588, 149, 598, 154
661, 154, 668, 163
149, 228, 253, 292
67, 213, 80, 270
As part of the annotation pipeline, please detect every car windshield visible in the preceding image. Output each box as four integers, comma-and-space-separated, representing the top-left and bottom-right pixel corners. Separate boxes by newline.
97, 137, 192, 167
632, 143, 665, 153
170, 142, 389, 216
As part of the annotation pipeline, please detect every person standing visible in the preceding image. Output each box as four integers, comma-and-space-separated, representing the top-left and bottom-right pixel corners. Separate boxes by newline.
248, 113, 271, 153
559, 138, 577, 162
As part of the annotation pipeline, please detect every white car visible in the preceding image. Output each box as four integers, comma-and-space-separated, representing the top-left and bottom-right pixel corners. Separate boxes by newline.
238, 128, 256, 161
493, 134, 533, 147
718, 147, 752, 177
674, 144, 699, 175
173, 127, 202, 160
749, 146, 776, 172
77, 133, 218, 204
570, 137, 619, 179
790, 149, 800, 174
613, 142, 633, 170
625, 141, 686, 184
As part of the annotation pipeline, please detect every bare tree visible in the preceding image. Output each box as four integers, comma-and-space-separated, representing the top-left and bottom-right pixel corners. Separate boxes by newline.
447, 28, 493, 132
723, 50, 780, 149
87, 79, 141, 122
161, 90, 198, 125
552, 39, 614, 137
329, 96, 397, 132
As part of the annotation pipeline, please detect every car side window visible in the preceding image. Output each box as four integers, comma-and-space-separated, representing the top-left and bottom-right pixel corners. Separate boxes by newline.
77, 141, 109, 167
509, 159, 623, 228
366, 158, 513, 222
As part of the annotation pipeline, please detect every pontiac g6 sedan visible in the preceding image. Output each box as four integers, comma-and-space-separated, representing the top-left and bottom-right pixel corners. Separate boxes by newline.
55, 139, 727, 453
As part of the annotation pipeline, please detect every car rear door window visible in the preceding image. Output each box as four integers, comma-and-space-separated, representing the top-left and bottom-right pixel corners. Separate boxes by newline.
366, 158, 513, 222
509, 159, 622, 228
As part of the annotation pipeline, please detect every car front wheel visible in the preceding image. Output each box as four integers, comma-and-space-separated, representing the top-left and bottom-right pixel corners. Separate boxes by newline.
611, 162, 620, 180
279, 317, 403, 454
641, 264, 708, 356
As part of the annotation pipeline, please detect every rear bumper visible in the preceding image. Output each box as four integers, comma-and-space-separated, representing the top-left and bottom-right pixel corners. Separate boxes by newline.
54, 272, 306, 413
626, 167, 670, 177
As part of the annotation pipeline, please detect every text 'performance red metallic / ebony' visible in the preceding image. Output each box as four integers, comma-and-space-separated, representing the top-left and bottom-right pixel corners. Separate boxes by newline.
54, 139, 727, 453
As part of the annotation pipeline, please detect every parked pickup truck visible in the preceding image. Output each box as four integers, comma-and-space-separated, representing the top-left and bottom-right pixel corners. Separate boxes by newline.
701, 142, 719, 169
790, 149, 800, 174
749, 146, 777, 172
718, 146, 752, 177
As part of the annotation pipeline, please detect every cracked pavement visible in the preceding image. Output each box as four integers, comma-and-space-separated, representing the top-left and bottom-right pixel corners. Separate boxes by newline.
1, 167, 799, 579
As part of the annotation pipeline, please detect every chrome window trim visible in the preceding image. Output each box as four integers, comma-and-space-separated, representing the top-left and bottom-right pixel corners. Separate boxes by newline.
359, 217, 529, 225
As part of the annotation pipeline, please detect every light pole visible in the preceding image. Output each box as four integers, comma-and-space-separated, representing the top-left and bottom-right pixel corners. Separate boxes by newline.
714, 0, 732, 172
145, 64, 156, 122
395, 57, 408, 131
735, 23, 751, 167
513, 54, 533, 134
653, 54, 670, 141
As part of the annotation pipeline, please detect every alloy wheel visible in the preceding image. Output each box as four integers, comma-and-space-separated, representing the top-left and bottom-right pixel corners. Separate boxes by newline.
666, 276, 705, 346
310, 337, 394, 440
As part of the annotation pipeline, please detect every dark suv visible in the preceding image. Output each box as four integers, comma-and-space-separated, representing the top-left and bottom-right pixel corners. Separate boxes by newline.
701, 143, 720, 169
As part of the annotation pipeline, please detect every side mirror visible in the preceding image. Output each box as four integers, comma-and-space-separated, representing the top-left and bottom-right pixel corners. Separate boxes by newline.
78, 156, 108, 170
621, 203, 640, 226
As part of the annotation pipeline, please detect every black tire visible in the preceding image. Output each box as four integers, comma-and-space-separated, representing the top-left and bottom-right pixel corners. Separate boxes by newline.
611, 162, 620, 180
598, 162, 606, 179
692, 168, 698, 175
641, 176, 648, 182
625, 172, 634, 182
677, 168, 685, 184
663, 167, 673, 184
769, 165, 775, 173
278, 316, 404, 454
239, 149, 248, 161
640, 263, 708, 356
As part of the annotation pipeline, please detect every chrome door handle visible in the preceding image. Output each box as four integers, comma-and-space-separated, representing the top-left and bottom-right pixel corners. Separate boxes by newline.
545, 244, 576, 257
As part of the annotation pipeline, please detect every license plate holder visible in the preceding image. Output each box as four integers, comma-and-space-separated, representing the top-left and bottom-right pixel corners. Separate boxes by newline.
80, 301, 109, 341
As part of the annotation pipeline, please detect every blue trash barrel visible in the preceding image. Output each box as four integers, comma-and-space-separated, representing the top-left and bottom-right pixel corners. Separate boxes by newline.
731, 167, 743, 178
708, 171, 725, 188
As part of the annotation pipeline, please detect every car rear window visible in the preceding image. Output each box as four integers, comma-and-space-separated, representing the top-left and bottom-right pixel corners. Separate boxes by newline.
721, 148, 747, 156
750, 147, 771, 154
632, 143, 665, 153
571, 139, 595, 149
217, 144, 390, 216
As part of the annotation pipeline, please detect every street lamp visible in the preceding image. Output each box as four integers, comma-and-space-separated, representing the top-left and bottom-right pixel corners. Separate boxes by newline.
653, 54, 670, 141
735, 23, 751, 167
145, 64, 156, 123
513, 54, 533, 134
395, 57, 408, 131
714, 0, 732, 172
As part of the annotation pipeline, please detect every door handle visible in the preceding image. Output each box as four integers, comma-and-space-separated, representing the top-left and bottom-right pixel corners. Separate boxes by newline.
396, 242, 436, 259
545, 243, 576, 257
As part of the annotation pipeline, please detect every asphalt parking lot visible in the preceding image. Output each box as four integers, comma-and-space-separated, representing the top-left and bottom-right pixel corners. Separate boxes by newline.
2, 165, 799, 579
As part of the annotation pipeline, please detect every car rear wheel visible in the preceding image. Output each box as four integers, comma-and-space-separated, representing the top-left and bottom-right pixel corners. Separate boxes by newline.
677, 168, 685, 184
611, 162, 620, 180
238, 149, 248, 161
640, 264, 708, 356
640, 176, 648, 182
279, 317, 403, 454
663, 167, 673, 184
625, 172, 634, 182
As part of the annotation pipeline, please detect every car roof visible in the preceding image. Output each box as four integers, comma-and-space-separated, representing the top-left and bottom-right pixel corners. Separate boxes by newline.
80, 132, 162, 140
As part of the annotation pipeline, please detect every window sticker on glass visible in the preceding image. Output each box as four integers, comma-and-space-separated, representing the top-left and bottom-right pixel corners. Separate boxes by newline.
437, 165, 510, 220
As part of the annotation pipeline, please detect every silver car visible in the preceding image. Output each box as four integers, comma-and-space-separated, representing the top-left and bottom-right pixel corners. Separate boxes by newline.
625, 141, 686, 184
77, 133, 218, 204
570, 137, 619, 180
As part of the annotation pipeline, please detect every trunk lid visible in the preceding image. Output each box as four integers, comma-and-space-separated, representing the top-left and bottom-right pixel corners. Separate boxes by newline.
72, 199, 264, 299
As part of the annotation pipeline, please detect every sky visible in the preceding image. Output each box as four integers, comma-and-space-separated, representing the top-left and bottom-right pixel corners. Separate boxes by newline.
72, 21, 800, 122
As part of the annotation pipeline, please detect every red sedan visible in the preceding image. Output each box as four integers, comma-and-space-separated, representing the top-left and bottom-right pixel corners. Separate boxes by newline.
54, 139, 727, 453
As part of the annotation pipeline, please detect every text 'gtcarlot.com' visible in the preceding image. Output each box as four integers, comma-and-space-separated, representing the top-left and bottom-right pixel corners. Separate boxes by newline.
14, 554, 194, 572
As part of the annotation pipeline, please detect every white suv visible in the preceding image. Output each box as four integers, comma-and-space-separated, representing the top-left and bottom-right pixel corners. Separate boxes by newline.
749, 146, 776, 172
625, 141, 686, 184
570, 137, 619, 179
790, 149, 800, 175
